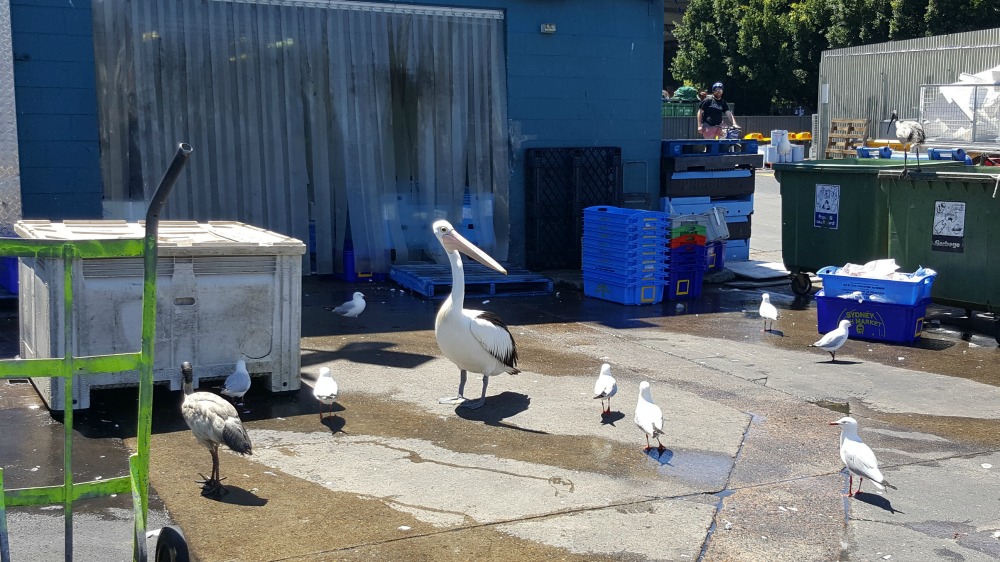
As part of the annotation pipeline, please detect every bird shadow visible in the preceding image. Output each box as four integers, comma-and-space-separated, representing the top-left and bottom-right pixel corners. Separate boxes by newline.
644, 447, 674, 465
764, 329, 785, 337
321, 414, 346, 434
820, 359, 862, 365
600, 411, 625, 426
204, 485, 268, 507
455, 392, 548, 434
853, 491, 901, 514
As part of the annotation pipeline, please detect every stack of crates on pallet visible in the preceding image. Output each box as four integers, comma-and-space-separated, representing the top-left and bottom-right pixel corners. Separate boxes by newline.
660, 138, 763, 262
581, 206, 669, 305
814, 265, 937, 344
666, 215, 708, 300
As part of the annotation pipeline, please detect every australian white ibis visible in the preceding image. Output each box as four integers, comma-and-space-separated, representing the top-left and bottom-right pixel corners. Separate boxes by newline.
759, 293, 778, 332
593, 363, 617, 416
829, 416, 896, 497
810, 319, 852, 362
634, 381, 666, 452
887, 111, 925, 172
432, 219, 519, 410
180, 361, 253, 496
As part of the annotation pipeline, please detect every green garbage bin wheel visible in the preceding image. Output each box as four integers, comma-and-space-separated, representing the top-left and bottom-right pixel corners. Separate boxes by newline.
790, 272, 812, 296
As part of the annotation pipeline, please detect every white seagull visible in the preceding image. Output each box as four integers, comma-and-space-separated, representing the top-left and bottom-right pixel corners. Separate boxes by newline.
432, 220, 519, 410
759, 293, 778, 332
220, 359, 251, 410
313, 366, 339, 420
634, 381, 665, 452
888, 110, 926, 173
829, 416, 896, 497
180, 362, 253, 496
810, 320, 852, 361
593, 363, 618, 416
332, 291, 366, 318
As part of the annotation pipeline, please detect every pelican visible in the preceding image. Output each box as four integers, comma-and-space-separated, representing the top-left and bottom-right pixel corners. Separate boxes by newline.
887, 110, 925, 173
593, 363, 617, 416
829, 416, 896, 497
180, 362, 253, 496
432, 220, 519, 410
810, 320, 852, 362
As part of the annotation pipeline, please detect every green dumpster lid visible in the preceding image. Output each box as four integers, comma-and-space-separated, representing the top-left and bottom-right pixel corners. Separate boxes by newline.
773, 159, 965, 174
877, 166, 1000, 183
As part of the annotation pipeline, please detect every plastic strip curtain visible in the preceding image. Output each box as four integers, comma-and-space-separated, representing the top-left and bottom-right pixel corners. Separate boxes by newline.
91, 0, 509, 274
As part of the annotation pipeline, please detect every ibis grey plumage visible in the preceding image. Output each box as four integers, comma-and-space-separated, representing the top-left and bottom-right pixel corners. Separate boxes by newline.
181, 361, 253, 496
887, 111, 925, 173
432, 220, 519, 410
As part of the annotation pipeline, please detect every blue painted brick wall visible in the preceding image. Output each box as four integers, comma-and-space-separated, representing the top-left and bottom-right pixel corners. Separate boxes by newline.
11, 0, 101, 219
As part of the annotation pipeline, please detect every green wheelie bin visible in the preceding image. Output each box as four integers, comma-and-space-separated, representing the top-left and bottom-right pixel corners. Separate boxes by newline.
774, 158, 964, 295
878, 166, 1000, 342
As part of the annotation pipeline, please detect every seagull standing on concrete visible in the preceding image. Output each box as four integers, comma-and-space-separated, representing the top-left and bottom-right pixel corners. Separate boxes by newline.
810, 320, 852, 361
634, 381, 666, 452
759, 293, 778, 332
332, 292, 366, 318
593, 363, 618, 416
180, 362, 253, 496
887, 111, 925, 173
312, 366, 339, 420
829, 416, 896, 497
220, 359, 251, 411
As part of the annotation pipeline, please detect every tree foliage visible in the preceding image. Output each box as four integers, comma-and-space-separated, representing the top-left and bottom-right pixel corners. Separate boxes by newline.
671, 0, 1000, 113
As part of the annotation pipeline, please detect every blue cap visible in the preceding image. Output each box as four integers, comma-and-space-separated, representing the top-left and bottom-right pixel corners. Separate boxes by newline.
712, 82, 724, 91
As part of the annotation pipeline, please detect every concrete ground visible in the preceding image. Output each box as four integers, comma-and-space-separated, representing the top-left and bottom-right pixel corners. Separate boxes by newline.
3, 170, 1000, 561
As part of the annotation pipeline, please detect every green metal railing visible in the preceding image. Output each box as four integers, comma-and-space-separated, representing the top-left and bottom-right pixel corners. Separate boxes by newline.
0, 143, 192, 561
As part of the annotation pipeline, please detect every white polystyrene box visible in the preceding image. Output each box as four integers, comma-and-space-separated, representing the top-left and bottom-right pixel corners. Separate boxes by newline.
14, 220, 306, 410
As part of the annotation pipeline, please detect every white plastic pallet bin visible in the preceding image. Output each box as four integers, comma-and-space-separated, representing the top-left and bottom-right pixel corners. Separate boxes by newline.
14, 220, 306, 410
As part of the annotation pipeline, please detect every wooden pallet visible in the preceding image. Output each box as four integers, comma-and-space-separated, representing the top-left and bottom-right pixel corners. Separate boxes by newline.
390, 262, 554, 299
825, 119, 869, 159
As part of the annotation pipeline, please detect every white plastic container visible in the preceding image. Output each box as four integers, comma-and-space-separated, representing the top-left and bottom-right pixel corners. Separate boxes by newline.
14, 220, 306, 410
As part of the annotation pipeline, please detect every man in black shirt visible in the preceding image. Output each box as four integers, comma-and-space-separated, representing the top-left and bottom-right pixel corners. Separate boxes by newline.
697, 82, 739, 139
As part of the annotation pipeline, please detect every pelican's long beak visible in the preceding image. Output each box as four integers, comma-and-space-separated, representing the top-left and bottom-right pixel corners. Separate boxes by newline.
442, 230, 507, 274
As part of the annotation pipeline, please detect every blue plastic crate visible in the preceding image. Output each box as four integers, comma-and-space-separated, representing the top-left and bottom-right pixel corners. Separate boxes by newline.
0, 257, 16, 294
582, 257, 667, 278
816, 291, 929, 344
583, 275, 665, 305
666, 268, 704, 300
706, 240, 727, 271
725, 238, 750, 262
817, 266, 936, 306
583, 206, 671, 229
660, 194, 754, 218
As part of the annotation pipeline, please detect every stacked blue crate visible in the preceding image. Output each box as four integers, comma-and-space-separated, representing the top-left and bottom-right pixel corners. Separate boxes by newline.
666, 218, 708, 300
582, 206, 669, 305
660, 138, 764, 262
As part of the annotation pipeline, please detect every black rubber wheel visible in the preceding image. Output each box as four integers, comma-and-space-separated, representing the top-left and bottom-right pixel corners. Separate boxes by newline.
790, 272, 812, 296
155, 526, 190, 562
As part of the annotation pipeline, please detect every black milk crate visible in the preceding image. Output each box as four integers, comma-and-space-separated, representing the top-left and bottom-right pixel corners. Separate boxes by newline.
662, 154, 763, 173
660, 169, 755, 198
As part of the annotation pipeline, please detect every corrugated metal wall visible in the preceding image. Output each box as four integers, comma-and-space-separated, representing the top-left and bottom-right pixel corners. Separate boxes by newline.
818, 28, 1000, 155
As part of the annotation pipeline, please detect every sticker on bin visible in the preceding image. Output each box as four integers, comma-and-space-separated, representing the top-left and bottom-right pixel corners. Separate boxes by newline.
817, 265, 936, 306
814, 184, 840, 229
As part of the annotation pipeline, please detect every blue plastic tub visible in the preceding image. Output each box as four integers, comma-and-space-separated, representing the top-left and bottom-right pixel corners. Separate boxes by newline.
816, 291, 928, 344
666, 268, 704, 300
707, 240, 727, 271
817, 266, 936, 306
583, 275, 664, 305
0, 257, 16, 294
